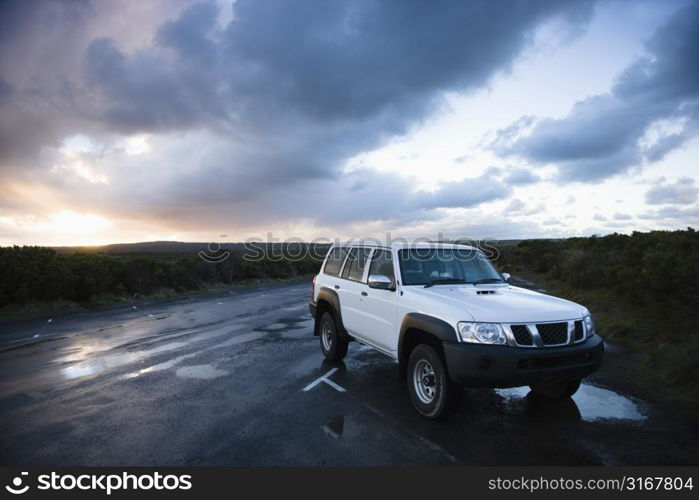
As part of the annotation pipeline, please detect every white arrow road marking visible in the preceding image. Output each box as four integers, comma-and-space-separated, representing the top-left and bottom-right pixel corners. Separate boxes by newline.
302, 368, 346, 393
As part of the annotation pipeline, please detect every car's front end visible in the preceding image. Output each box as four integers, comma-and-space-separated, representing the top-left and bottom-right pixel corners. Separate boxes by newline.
443, 317, 604, 388
402, 285, 604, 389
396, 244, 604, 391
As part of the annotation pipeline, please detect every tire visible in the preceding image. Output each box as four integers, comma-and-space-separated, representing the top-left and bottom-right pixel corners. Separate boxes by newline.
529, 378, 581, 399
318, 311, 348, 361
407, 344, 461, 419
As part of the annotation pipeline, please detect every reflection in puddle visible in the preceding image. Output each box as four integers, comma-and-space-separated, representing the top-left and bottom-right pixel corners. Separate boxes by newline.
121, 352, 196, 379
63, 328, 264, 382
176, 364, 228, 380
496, 384, 645, 422
60, 341, 188, 380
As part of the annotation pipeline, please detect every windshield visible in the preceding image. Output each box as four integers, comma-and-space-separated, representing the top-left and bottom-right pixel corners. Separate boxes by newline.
398, 248, 503, 286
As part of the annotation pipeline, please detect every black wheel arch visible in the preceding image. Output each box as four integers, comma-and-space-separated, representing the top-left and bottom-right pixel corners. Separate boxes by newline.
398, 313, 458, 381
314, 287, 349, 338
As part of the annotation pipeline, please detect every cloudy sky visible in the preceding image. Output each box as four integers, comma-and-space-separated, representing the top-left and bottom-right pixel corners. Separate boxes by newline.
0, 0, 697, 246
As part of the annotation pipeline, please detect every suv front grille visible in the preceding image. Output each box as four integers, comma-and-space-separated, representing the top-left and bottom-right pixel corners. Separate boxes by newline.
574, 320, 584, 342
511, 325, 533, 346
536, 322, 568, 345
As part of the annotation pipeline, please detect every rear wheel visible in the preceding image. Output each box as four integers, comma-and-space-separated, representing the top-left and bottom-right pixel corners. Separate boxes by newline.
407, 344, 460, 419
529, 378, 581, 399
318, 311, 348, 361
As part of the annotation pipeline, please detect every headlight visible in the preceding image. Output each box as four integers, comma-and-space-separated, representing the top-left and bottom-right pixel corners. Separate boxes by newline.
583, 314, 596, 338
457, 322, 507, 345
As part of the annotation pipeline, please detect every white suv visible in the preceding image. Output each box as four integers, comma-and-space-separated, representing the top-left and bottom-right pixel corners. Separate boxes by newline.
309, 242, 604, 418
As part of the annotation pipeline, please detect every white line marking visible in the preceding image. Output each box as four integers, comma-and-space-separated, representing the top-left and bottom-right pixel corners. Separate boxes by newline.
323, 378, 346, 392
302, 367, 346, 392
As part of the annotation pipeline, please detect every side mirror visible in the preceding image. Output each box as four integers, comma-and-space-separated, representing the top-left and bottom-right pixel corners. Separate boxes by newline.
501, 272, 511, 282
368, 274, 394, 290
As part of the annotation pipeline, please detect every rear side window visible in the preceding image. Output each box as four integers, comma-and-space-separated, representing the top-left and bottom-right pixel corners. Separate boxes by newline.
368, 249, 394, 282
341, 248, 357, 279
323, 247, 348, 276
342, 247, 372, 282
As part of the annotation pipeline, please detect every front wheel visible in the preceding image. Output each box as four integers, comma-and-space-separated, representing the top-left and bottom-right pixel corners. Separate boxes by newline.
529, 378, 581, 399
407, 344, 461, 419
318, 312, 348, 361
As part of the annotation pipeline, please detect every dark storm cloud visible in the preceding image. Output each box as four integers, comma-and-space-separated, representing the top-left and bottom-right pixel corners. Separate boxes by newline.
0, 0, 597, 229
0, 0, 191, 166
494, 1, 699, 182
85, 2, 226, 132
88, 0, 581, 129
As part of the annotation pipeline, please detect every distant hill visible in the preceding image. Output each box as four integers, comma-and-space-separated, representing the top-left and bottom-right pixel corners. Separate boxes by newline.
52, 241, 247, 254
49, 238, 554, 254
51, 240, 331, 255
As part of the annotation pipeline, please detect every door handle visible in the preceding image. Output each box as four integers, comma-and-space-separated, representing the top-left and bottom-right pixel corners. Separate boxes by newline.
361, 291, 368, 296
334, 285, 340, 290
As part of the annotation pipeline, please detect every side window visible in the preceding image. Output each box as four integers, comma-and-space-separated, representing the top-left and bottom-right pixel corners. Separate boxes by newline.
346, 248, 371, 282
323, 247, 348, 276
341, 248, 358, 279
368, 249, 394, 282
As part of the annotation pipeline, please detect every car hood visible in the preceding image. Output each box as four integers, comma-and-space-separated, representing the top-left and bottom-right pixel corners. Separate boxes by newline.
404, 285, 586, 324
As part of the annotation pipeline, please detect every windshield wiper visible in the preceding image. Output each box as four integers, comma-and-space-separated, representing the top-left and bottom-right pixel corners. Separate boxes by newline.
423, 278, 468, 288
472, 278, 504, 285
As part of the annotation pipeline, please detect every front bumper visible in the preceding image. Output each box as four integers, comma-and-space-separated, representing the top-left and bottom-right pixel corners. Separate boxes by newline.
308, 301, 317, 318
443, 335, 604, 388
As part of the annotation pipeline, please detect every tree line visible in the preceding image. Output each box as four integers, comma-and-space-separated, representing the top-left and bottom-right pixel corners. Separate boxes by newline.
495, 228, 699, 312
0, 246, 321, 307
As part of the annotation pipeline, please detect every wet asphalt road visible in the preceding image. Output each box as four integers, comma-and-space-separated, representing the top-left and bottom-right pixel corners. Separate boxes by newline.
1, 281, 698, 466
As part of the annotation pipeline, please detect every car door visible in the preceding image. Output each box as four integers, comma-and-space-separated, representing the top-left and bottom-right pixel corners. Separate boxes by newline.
352, 248, 399, 353
335, 247, 372, 336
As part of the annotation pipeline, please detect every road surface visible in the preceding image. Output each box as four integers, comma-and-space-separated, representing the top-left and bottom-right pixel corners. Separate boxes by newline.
1, 281, 698, 465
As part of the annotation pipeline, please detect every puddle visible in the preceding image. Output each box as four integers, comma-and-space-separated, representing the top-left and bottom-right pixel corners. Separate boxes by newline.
121, 331, 265, 379
175, 364, 228, 380
60, 341, 188, 380
496, 384, 645, 422
121, 352, 198, 379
